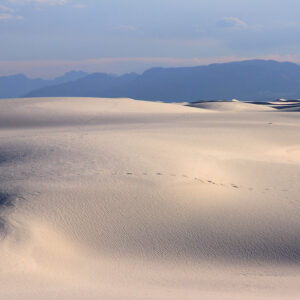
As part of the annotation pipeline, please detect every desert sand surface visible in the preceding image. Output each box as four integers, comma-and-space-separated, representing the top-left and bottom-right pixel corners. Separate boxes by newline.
0, 97, 300, 300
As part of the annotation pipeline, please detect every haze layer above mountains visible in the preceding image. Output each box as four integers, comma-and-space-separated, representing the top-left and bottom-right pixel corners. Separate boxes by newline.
2, 60, 300, 102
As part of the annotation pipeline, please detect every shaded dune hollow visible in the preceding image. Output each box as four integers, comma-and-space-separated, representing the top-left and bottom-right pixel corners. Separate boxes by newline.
0, 97, 300, 300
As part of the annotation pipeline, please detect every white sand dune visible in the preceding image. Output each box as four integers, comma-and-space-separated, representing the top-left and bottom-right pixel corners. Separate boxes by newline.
0, 97, 300, 299
268, 99, 300, 112
187, 100, 275, 111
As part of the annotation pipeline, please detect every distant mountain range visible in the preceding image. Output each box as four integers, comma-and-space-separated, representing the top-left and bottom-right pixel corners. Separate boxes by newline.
0, 71, 88, 99
2, 60, 300, 101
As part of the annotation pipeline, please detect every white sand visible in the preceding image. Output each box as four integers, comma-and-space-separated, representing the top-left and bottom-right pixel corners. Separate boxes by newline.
0, 97, 300, 299
187, 100, 275, 111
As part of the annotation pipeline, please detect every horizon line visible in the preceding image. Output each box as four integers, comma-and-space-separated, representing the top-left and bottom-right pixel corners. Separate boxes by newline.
1, 55, 300, 79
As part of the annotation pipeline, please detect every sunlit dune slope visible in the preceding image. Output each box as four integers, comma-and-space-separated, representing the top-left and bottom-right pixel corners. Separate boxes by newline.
0, 97, 299, 300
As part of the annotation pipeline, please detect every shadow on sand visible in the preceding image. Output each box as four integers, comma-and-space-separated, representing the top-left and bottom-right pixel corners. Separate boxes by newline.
0, 192, 15, 234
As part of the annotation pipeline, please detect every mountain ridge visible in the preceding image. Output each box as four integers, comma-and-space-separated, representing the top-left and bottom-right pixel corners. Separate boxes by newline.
2, 60, 300, 101
0, 71, 88, 99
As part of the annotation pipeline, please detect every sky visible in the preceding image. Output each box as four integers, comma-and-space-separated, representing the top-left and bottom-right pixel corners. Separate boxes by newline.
1, 0, 300, 78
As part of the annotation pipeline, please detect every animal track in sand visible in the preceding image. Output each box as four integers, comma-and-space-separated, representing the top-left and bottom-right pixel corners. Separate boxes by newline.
106, 171, 294, 195
110, 171, 288, 193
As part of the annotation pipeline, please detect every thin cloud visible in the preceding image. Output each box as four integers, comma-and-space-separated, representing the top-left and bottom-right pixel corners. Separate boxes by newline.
32, 0, 70, 4
0, 4, 23, 20
0, 13, 23, 20
0, 4, 15, 12
6, 0, 71, 5
217, 17, 247, 28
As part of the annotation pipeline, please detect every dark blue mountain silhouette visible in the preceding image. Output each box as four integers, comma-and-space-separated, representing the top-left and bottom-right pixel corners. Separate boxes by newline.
4, 60, 300, 101
0, 71, 88, 98
25, 72, 139, 98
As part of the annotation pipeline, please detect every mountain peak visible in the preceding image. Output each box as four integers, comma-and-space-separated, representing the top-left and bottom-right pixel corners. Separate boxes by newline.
2, 60, 300, 101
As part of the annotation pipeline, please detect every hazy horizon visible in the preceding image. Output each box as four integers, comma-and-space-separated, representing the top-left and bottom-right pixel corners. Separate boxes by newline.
2, 0, 300, 78
2, 58, 300, 80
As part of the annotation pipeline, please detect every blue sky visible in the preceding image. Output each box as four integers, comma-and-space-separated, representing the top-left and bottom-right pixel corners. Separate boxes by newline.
1, 0, 300, 77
